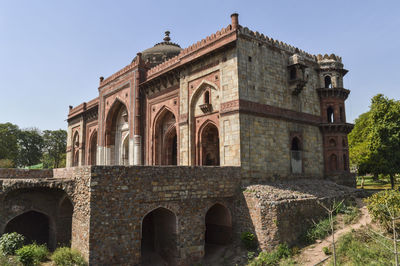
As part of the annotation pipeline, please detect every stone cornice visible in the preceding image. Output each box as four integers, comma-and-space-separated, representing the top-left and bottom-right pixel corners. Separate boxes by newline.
220, 99, 322, 126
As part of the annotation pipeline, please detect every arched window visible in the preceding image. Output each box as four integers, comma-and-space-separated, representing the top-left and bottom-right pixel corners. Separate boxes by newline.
324, 76, 332, 88
204, 91, 210, 104
327, 106, 334, 123
89, 131, 97, 165
291, 137, 302, 174
290, 68, 297, 80
330, 154, 338, 171
329, 138, 336, 147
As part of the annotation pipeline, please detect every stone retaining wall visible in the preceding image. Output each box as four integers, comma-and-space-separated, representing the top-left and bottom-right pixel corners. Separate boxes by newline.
0, 168, 53, 179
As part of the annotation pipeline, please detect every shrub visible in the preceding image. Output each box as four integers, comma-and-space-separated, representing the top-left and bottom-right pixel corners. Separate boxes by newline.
0, 232, 25, 255
241, 231, 257, 250
51, 247, 87, 266
249, 244, 291, 266
365, 190, 400, 230
322, 246, 331, 255
306, 217, 333, 243
15, 244, 48, 266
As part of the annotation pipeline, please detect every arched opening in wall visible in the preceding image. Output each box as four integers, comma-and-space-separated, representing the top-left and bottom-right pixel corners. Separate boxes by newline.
105, 100, 129, 165
330, 154, 338, 171
324, 75, 332, 88
204, 90, 210, 104
290, 68, 297, 80
154, 109, 177, 165
89, 131, 97, 165
141, 208, 177, 265
343, 154, 348, 171
329, 138, 336, 147
204, 204, 232, 258
5, 211, 51, 247
72, 132, 79, 166
327, 106, 334, 123
339, 107, 344, 122
200, 123, 220, 166
290, 137, 302, 174
56, 197, 74, 247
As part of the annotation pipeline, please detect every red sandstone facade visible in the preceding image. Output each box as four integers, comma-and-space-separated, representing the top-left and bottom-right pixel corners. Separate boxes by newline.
66, 14, 354, 185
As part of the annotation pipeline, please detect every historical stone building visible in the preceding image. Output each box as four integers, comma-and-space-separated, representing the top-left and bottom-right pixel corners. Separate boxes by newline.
0, 14, 356, 265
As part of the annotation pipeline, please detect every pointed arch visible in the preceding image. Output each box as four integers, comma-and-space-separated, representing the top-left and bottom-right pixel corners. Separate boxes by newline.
105, 98, 129, 165
152, 106, 177, 165
198, 120, 220, 166
204, 203, 232, 256
141, 207, 178, 264
88, 130, 97, 165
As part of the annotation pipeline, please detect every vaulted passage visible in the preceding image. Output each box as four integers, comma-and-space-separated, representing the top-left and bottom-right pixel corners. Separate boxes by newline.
141, 208, 177, 265
204, 204, 232, 258
5, 211, 51, 246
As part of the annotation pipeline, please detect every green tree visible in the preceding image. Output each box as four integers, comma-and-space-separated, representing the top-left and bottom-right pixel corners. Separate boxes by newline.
0, 123, 20, 165
42, 129, 67, 168
349, 94, 400, 189
368, 94, 400, 189
16, 128, 44, 167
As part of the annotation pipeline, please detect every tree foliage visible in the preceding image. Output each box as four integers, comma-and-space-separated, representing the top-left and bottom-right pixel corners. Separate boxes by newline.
349, 94, 400, 188
42, 130, 67, 168
0, 123, 67, 169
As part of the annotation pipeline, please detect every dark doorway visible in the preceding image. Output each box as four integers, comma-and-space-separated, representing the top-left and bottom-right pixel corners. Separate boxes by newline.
57, 197, 73, 247
201, 123, 220, 166
204, 204, 232, 260
5, 211, 50, 247
141, 208, 177, 265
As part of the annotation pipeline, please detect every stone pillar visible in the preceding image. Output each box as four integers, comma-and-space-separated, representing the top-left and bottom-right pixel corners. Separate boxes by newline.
133, 135, 142, 165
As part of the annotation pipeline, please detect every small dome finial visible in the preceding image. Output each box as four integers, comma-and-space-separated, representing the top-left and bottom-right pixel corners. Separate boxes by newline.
163, 31, 171, 42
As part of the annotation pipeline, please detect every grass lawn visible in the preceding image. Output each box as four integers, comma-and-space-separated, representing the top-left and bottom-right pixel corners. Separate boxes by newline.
356, 174, 400, 190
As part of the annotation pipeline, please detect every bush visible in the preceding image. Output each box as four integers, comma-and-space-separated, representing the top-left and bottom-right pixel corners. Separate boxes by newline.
322, 246, 331, 255
241, 231, 257, 250
0, 232, 25, 255
365, 190, 400, 230
249, 244, 291, 266
15, 244, 48, 266
51, 247, 87, 266
306, 217, 333, 243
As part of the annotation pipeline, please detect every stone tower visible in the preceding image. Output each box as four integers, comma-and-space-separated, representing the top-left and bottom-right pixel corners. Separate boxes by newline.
317, 54, 353, 186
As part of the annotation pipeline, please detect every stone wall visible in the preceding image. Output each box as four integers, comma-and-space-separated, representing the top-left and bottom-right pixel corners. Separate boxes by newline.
236, 180, 357, 250
239, 114, 324, 181
87, 166, 240, 265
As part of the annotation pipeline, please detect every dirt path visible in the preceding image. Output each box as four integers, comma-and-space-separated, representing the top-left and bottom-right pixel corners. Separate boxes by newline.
296, 198, 372, 266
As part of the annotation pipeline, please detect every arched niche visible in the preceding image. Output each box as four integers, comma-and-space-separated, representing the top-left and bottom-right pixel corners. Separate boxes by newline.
199, 122, 220, 166
153, 107, 177, 165
72, 131, 79, 167
327, 106, 334, 123
105, 99, 129, 165
290, 137, 302, 174
329, 153, 338, 171
141, 207, 178, 265
89, 131, 97, 165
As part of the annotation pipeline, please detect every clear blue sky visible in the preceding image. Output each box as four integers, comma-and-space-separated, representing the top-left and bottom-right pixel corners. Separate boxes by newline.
1, 0, 399, 130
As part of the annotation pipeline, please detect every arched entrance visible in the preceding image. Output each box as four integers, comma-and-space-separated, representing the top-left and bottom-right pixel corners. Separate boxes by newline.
330, 153, 338, 171
154, 109, 177, 165
5, 211, 52, 247
89, 131, 97, 165
56, 197, 74, 247
204, 203, 232, 257
141, 208, 177, 265
105, 100, 129, 165
200, 123, 220, 166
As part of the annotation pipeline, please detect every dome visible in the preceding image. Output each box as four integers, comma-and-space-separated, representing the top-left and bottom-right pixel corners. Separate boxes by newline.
133, 31, 182, 67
